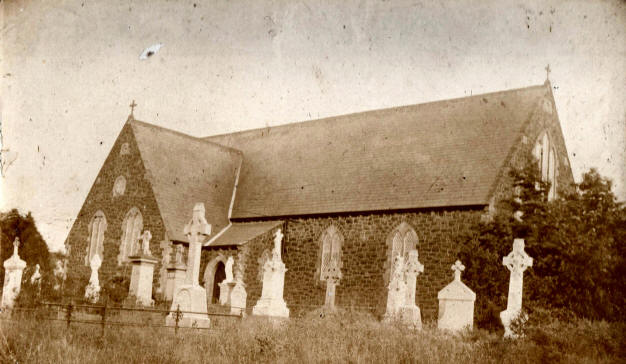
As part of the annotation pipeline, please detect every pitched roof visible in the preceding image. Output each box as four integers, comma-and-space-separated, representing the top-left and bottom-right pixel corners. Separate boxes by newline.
204, 84, 549, 219
130, 119, 242, 242
207, 221, 284, 247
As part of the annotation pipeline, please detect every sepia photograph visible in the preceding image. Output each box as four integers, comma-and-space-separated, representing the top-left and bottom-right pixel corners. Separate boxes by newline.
0, 0, 624, 362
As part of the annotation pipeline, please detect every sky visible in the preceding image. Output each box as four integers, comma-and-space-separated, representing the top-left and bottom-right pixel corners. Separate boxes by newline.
1, 0, 624, 252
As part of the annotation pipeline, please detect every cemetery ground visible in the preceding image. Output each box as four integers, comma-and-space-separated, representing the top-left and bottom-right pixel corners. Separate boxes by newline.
0, 306, 624, 363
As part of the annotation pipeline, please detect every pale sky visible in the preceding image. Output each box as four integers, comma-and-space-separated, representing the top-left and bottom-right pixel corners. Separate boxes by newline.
1, 0, 624, 252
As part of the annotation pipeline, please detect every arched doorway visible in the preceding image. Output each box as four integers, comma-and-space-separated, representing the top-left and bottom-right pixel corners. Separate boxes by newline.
212, 261, 226, 304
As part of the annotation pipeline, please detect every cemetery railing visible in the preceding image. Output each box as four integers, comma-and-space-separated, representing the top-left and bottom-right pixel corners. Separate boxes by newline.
0, 301, 245, 336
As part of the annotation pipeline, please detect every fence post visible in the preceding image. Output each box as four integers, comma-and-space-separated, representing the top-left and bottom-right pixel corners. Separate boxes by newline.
66, 302, 73, 329
100, 301, 107, 337
174, 304, 181, 335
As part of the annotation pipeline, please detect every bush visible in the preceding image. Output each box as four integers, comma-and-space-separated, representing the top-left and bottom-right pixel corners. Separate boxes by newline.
101, 274, 130, 304
459, 162, 626, 328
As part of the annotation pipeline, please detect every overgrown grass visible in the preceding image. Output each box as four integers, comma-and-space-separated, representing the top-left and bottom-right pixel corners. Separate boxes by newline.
0, 309, 623, 363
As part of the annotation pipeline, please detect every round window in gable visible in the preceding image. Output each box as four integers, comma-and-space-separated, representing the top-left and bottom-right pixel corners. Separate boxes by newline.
113, 176, 127, 197
120, 142, 131, 156
542, 99, 553, 115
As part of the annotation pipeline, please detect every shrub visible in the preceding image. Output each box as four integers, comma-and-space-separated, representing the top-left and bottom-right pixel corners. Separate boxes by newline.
101, 274, 130, 304
459, 162, 626, 329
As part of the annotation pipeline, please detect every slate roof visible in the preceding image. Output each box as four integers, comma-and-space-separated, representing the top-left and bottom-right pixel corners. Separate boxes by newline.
130, 119, 242, 242
207, 221, 284, 247
204, 84, 549, 219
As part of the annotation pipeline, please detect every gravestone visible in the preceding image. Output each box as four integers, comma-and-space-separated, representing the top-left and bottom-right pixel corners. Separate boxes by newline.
84, 253, 102, 303
399, 250, 424, 329
129, 230, 158, 306
438, 260, 476, 332
218, 256, 236, 306
500, 238, 533, 338
166, 203, 212, 328
230, 276, 247, 316
165, 244, 187, 301
1, 238, 27, 309
252, 229, 289, 317
321, 258, 341, 311
384, 255, 407, 320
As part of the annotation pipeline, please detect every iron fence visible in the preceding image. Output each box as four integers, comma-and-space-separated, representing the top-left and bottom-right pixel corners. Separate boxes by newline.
0, 301, 244, 335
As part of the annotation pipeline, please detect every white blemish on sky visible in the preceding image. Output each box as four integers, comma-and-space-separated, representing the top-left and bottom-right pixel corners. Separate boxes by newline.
139, 43, 163, 60
0, 0, 624, 252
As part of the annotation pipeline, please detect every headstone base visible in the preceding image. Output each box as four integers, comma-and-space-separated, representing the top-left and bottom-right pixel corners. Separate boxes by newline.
383, 306, 422, 329
166, 284, 210, 328
230, 281, 247, 315
438, 299, 474, 332
84, 282, 100, 304
500, 309, 526, 339
399, 306, 422, 329
252, 297, 289, 318
129, 255, 158, 306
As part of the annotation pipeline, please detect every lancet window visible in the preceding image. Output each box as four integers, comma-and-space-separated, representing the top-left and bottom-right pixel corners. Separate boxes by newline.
86, 211, 107, 265
118, 207, 143, 264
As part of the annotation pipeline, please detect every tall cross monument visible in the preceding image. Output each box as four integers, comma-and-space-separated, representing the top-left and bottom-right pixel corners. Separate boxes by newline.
166, 203, 212, 328
500, 238, 533, 338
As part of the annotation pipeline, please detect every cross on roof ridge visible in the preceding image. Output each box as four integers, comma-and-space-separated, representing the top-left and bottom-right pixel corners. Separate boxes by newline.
129, 100, 137, 117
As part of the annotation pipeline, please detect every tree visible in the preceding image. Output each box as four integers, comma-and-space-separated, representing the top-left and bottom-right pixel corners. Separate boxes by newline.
0, 209, 54, 304
458, 162, 625, 329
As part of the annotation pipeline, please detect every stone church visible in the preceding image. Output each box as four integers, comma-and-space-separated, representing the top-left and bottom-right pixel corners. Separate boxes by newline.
64, 81, 573, 320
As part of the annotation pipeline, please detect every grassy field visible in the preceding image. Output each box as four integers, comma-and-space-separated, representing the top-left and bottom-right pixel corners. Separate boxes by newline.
0, 309, 624, 364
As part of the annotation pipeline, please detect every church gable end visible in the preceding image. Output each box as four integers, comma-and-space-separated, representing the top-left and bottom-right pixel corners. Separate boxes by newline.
64, 120, 168, 296
488, 82, 575, 208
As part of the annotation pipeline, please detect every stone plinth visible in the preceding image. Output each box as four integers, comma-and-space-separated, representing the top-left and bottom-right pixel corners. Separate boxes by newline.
438, 260, 476, 332
129, 255, 158, 306
252, 229, 289, 318
165, 263, 187, 301
165, 285, 211, 328
1, 238, 27, 309
230, 280, 247, 315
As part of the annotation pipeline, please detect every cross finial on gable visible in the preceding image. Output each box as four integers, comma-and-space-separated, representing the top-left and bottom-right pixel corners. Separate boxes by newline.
451, 260, 465, 281
129, 100, 137, 117
545, 64, 551, 81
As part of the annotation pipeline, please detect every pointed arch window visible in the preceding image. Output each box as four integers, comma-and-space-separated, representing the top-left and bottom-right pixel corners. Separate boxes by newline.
385, 222, 418, 284
319, 225, 343, 281
118, 207, 143, 264
532, 131, 558, 200
86, 211, 107, 266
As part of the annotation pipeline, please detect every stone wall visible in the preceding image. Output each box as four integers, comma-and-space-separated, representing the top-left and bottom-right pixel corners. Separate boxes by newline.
64, 121, 168, 299
199, 225, 281, 311
234, 209, 480, 321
